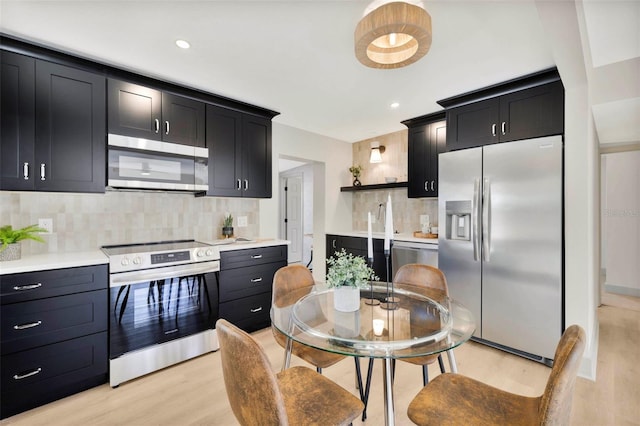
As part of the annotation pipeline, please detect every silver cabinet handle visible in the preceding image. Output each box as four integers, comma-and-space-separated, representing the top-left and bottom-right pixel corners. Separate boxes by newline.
250, 277, 263, 283
243, 179, 249, 191
13, 368, 42, 380
165, 120, 170, 135
424, 181, 428, 191
431, 180, 435, 191
251, 254, 263, 259
13, 283, 42, 291
23, 162, 29, 180
472, 178, 480, 261
40, 163, 46, 180
491, 123, 497, 136
250, 307, 263, 313
236, 179, 242, 190
482, 177, 491, 262
332, 239, 337, 249
154, 119, 160, 133
501, 121, 506, 135
14, 320, 42, 330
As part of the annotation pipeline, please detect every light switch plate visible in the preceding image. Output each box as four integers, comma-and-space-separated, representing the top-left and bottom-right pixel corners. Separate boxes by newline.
420, 214, 430, 225
39, 218, 53, 234
237, 216, 248, 227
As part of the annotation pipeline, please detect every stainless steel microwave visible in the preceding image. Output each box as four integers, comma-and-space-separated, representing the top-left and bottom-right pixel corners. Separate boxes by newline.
107, 134, 208, 192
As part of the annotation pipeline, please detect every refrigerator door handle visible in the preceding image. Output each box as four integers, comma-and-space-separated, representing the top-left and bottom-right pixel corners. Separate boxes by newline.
473, 178, 481, 261
482, 177, 491, 262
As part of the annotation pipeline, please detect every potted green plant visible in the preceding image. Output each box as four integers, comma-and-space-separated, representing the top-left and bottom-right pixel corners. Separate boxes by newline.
349, 165, 362, 186
326, 249, 378, 311
0, 224, 47, 261
222, 214, 234, 238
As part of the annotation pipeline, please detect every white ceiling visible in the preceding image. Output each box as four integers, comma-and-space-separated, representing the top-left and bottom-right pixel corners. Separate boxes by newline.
0, 0, 638, 145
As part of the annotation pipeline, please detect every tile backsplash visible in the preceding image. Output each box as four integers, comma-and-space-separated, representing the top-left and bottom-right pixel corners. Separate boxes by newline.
0, 191, 259, 256
352, 188, 438, 234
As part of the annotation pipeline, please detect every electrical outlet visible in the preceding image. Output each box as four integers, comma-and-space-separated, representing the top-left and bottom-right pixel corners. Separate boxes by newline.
237, 216, 248, 227
39, 218, 53, 234
371, 215, 376, 224
420, 215, 430, 225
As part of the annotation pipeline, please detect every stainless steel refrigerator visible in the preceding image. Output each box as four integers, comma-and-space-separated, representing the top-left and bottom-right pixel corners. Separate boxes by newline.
438, 135, 563, 362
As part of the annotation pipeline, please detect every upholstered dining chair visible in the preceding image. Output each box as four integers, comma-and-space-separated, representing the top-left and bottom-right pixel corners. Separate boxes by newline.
217, 319, 364, 426
407, 324, 586, 426
271, 265, 366, 398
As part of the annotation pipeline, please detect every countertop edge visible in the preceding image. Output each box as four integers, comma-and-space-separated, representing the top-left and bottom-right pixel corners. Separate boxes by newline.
0, 250, 108, 275
326, 231, 438, 245
208, 239, 291, 252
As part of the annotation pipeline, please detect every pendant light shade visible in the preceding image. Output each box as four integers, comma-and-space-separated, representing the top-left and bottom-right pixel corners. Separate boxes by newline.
355, 1, 432, 69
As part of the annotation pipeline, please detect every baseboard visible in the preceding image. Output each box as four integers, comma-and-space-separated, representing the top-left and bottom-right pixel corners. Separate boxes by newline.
604, 283, 640, 298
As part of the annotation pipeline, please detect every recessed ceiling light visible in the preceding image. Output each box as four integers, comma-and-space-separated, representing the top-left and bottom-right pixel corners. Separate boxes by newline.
390, 102, 400, 109
175, 40, 190, 49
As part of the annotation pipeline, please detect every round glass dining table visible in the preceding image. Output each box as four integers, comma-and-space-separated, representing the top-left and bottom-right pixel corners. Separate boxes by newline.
270, 283, 476, 426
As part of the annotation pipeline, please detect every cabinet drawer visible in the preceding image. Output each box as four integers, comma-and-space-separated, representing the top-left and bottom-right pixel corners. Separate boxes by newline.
1, 290, 107, 355
219, 262, 284, 302
0, 264, 108, 304
221, 245, 287, 269
1, 332, 107, 419
219, 292, 272, 332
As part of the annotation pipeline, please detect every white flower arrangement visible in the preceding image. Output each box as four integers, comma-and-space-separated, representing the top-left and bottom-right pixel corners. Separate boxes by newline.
326, 249, 379, 288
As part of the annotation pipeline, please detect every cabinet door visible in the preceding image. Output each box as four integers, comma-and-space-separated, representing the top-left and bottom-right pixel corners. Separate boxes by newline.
429, 120, 447, 197
108, 79, 162, 141
499, 81, 564, 142
446, 97, 499, 150
205, 105, 242, 196
241, 114, 272, 198
35, 61, 105, 193
407, 124, 429, 198
1, 52, 35, 191
161, 93, 205, 147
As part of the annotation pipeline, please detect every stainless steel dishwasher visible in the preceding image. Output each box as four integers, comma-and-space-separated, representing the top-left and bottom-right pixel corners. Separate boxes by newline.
391, 240, 438, 279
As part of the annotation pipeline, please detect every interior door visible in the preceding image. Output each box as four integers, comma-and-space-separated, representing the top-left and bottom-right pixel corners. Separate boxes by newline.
284, 176, 303, 264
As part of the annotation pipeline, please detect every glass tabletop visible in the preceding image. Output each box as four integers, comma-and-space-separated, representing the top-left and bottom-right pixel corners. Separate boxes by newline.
270, 284, 476, 359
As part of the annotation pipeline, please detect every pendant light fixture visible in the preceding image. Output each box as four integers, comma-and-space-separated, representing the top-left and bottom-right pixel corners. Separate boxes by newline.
355, 1, 432, 69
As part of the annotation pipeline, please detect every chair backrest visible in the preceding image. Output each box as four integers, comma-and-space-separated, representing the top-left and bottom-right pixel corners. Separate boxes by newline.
216, 319, 289, 426
394, 263, 449, 298
538, 324, 586, 425
272, 264, 315, 308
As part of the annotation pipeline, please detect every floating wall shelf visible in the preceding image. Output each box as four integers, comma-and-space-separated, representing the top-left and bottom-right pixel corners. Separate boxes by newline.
340, 182, 408, 192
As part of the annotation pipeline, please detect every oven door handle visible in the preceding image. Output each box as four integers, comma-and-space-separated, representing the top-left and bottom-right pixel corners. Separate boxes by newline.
110, 261, 219, 287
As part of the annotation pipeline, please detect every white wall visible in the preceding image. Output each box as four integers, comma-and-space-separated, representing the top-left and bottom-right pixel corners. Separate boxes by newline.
602, 150, 640, 296
261, 122, 353, 282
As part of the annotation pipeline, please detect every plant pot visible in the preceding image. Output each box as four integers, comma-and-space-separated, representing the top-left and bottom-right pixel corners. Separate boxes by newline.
222, 227, 234, 238
334, 310, 361, 338
333, 286, 361, 312
0, 243, 21, 262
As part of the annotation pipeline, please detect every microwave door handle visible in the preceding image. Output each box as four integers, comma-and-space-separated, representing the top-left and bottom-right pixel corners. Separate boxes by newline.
472, 178, 480, 261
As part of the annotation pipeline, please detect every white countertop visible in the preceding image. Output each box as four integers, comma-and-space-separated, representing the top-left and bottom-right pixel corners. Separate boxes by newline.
0, 250, 108, 275
0, 239, 290, 275
328, 231, 438, 245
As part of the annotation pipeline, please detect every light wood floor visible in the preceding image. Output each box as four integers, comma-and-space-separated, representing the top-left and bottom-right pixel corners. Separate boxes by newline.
2, 305, 638, 426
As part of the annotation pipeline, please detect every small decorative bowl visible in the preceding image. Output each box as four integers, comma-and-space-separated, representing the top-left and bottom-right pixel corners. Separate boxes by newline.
384, 177, 397, 183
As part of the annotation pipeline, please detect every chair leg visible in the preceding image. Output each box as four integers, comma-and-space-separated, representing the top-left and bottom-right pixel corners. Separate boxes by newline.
361, 358, 375, 422
437, 354, 446, 374
422, 365, 429, 387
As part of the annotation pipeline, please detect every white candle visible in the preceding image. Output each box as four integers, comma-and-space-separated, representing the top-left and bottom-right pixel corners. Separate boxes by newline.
367, 212, 373, 260
384, 193, 394, 252
373, 319, 384, 336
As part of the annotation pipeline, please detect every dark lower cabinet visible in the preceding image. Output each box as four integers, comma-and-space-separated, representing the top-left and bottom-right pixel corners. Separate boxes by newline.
326, 234, 391, 283
219, 245, 287, 332
0, 265, 108, 419
1, 52, 105, 192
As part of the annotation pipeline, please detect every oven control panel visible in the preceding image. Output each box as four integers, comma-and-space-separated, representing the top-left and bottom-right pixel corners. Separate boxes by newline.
106, 245, 221, 274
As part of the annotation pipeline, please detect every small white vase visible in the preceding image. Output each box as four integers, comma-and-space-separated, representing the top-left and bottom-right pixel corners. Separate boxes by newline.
333, 286, 361, 312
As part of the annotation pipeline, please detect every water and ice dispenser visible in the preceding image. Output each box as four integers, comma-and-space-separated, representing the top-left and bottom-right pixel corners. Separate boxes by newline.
445, 200, 471, 241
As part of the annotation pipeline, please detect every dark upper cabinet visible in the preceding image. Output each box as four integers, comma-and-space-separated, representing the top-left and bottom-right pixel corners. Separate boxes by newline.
1, 53, 105, 193
1, 51, 35, 191
108, 79, 205, 147
441, 70, 564, 151
205, 105, 272, 198
405, 113, 446, 198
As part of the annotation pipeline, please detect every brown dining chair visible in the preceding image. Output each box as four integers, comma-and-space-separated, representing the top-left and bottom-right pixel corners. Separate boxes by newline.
271, 264, 366, 395
217, 319, 364, 426
407, 324, 586, 426
393, 263, 449, 385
